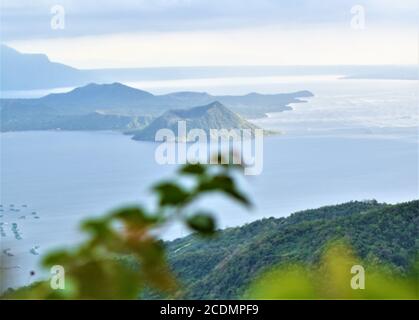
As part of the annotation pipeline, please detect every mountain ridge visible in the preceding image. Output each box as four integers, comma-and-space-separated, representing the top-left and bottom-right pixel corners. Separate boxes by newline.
1, 82, 312, 132
157, 200, 419, 299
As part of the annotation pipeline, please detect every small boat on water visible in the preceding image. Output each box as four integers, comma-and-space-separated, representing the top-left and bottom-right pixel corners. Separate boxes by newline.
3, 248, 14, 257
0, 265, 21, 270
0, 225, 6, 237
30, 246, 40, 255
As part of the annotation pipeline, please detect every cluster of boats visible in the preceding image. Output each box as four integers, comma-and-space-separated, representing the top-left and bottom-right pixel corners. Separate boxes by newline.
0, 204, 40, 221
1, 246, 40, 258
0, 222, 5, 237
2, 248, 14, 257
11, 223, 22, 240
0, 204, 42, 258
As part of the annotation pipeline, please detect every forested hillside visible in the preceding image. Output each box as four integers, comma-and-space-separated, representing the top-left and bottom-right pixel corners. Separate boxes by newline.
163, 200, 418, 299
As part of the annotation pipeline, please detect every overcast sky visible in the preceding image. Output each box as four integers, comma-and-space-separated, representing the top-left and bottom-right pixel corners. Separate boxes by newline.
1, 0, 418, 68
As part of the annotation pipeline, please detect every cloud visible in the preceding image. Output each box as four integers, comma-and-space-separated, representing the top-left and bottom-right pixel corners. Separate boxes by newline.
2, 1, 416, 67
1, 0, 417, 41
7, 26, 417, 68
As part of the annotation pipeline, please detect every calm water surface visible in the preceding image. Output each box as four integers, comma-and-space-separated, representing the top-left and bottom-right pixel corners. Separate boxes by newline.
1, 77, 418, 289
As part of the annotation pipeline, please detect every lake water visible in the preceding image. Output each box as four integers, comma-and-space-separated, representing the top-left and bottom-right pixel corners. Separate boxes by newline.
1, 76, 418, 289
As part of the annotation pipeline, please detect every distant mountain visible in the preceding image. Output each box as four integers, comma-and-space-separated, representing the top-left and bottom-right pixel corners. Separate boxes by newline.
157, 200, 419, 299
0, 45, 90, 90
2, 82, 311, 117
0, 82, 312, 131
44, 82, 154, 103
342, 65, 419, 80
132, 101, 260, 141
1, 46, 416, 90
160, 90, 313, 118
37, 82, 156, 115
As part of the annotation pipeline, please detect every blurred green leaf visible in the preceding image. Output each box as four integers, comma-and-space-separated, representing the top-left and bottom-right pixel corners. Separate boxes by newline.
187, 213, 216, 236
81, 218, 111, 237
112, 207, 159, 227
153, 182, 190, 207
1, 157, 251, 300
42, 250, 74, 267
198, 175, 251, 208
245, 243, 419, 300
179, 163, 207, 175
69, 258, 142, 299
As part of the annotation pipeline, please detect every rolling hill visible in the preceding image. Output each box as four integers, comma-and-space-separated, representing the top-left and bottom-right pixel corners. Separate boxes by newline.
157, 200, 419, 299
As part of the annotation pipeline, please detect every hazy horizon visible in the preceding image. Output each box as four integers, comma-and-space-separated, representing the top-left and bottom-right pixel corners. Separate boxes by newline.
3, 44, 418, 70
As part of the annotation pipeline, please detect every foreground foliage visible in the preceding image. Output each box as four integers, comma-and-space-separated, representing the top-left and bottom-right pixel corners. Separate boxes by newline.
3, 160, 250, 299
245, 242, 418, 299
2, 160, 418, 300
164, 200, 419, 299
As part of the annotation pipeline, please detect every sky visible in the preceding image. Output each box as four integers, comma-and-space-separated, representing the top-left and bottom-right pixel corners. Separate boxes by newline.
1, 0, 418, 68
